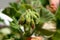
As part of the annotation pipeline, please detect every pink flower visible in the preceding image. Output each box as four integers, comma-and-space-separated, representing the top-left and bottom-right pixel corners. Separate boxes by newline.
46, 0, 59, 13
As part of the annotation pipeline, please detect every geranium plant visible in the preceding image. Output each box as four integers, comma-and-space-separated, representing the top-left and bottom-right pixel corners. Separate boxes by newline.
0, 0, 60, 40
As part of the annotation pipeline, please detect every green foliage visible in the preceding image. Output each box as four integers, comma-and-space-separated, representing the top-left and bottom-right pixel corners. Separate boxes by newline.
1, 0, 60, 40
56, 6, 60, 20
40, 7, 56, 21
52, 29, 60, 40
40, 0, 49, 6
52, 6, 60, 40
0, 18, 4, 22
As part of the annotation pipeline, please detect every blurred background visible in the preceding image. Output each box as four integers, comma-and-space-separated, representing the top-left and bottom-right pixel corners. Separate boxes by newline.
0, 0, 16, 8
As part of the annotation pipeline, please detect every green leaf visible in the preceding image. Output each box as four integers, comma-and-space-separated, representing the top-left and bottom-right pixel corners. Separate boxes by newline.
10, 17, 19, 30
53, 6, 60, 39
40, 0, 49, 6
9, 2, 19, 10
2, 7, 21, 20
0, 18, 4, 22
52, 29, 60, 40
35, 7, 56, 36
30, 0, 42, 13
40, 7, 56, 22
55, 6, 60, 20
